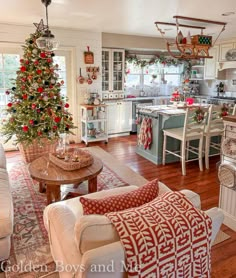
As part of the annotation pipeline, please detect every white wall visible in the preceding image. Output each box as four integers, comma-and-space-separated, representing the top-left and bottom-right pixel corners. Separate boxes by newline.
0, 23, 102, 142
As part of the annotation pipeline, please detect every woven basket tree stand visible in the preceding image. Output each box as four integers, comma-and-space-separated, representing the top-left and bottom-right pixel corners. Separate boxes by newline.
18, 138, 58, 163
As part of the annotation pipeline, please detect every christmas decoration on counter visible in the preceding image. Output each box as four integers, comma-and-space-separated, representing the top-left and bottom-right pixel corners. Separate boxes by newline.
170, 90, 184, 102
2, 28, 75, 146
84, 46, 94, 64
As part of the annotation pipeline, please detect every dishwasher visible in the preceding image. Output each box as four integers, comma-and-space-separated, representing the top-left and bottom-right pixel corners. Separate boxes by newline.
131, 99, 154, 132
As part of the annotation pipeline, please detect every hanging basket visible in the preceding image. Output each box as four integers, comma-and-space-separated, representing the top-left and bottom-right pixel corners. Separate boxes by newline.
18, 138, 58, 163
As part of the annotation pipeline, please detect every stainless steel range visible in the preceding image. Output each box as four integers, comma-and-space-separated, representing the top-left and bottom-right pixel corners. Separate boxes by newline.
207, 96, 236, 105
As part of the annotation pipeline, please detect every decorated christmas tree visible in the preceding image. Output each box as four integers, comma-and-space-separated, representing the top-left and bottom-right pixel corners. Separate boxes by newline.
2, 27, 75, 146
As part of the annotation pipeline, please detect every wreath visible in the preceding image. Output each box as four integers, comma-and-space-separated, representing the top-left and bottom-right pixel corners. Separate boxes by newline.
220, 103, 229, 118
193, 107, 205, 124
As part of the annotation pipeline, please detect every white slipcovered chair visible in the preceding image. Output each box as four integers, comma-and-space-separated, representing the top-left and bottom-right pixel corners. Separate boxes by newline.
43, 181, 224, 278
0, 144, 14, 262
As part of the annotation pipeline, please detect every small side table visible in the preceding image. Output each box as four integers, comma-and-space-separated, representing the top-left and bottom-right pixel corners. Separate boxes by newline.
28, 154, 103, 204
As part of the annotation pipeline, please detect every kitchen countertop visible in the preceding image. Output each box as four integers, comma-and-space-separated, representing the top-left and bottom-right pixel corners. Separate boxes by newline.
137, 105, 186, 116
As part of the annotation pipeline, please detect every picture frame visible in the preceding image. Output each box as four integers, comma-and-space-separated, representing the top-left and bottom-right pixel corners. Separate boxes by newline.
84, 46, 94, 64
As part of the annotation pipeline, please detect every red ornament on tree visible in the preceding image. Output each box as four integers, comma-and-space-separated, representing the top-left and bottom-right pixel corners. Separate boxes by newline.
7, 103, 13, 107
22, 126, 29, 132
40, 52, 46, 59
31, 103, 37, 109
34, 60, 39, 65
29, 119, 34, 125
20, 66, 26, 72
22, 94, 27, 100
54, 116, 61, 123
64, 103, 69, 108
53, 125, 57, 130
37, 69, 42, 74
37, 87, 43, 93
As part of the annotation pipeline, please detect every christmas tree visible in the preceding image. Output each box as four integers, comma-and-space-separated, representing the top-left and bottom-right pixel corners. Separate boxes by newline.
2, 28, 75, 146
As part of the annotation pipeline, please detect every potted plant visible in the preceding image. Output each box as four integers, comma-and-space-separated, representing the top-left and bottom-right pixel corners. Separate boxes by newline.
2, 29, 75, 162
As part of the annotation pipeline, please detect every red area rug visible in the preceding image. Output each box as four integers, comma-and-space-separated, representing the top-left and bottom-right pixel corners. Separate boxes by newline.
5, 155, 129, 277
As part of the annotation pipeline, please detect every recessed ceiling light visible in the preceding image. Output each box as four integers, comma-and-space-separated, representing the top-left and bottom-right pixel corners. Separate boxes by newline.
163, 28, 173, 31
222, 11, 235, 16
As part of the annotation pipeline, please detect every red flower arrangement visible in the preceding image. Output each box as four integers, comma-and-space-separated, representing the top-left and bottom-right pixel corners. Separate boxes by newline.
170, 90, 184, 102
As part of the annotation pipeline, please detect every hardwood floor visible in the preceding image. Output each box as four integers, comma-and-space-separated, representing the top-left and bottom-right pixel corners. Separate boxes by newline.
5, 135, 236, 277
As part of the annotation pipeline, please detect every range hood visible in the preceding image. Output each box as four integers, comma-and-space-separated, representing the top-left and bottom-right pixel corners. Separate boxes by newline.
218, 61, 236, 71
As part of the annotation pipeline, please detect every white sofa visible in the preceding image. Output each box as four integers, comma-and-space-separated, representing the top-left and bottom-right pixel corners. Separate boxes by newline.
43, 181, 224, 278
0, 143, 14, 262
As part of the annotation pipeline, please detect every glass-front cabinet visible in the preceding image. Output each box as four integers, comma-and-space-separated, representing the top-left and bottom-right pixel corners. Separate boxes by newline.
102, 48, 124, 93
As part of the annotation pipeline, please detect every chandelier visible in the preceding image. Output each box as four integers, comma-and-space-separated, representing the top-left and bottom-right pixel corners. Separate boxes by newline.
155, 16, 226, 60
36, 0, 59, 51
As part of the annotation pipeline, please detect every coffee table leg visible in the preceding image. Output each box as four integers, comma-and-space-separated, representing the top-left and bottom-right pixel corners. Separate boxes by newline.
46, 184, 61, 205
88, 177, 97, 193
39, 182, 46, 193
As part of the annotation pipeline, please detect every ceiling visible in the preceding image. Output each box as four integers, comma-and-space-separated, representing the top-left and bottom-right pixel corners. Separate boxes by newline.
1, 0, 236, 41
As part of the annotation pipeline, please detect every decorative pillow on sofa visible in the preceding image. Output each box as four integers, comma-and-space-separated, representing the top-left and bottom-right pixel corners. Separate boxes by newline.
80, 178, 159, 215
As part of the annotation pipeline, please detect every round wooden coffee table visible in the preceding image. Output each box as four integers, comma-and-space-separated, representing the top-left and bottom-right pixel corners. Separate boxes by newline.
28, 154, 103, 204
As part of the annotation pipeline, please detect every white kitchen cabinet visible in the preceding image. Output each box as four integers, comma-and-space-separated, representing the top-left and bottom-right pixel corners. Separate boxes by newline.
102, 48, 125, 95
80, 104, 108, 146
190, 65, 205, 81
106, 101, 132, 135
218, 116, 236, 231
190, 46, 218, 80
204, 46, 219, 79
219, 42, 236, 61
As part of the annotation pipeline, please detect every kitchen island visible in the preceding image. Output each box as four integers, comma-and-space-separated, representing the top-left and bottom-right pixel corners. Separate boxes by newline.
136, 104, 208, 165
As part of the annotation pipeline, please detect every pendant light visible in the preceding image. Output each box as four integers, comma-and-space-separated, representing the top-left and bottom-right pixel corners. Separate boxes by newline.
36, 0, 59, 51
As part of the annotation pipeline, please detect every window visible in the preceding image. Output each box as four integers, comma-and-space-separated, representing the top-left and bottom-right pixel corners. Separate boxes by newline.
125, 61, 183, 94
0, 53, 20, 116
53, 55, 67, 97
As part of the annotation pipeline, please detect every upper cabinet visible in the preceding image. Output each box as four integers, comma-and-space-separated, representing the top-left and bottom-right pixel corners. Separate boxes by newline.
204, 46, 219, 79
102, 48, 125, 93
219, 42, 236, 62
189, 46, 219, 80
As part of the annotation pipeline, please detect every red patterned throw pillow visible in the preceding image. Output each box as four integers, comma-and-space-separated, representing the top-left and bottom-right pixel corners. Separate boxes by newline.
80, 179, 159, 215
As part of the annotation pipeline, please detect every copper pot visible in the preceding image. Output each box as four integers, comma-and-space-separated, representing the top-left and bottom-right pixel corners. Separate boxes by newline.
78, 68, 85, 84
87, 74, 93, 85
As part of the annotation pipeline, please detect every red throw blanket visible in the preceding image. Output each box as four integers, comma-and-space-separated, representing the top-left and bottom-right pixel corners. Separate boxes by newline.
106, 191, 212, 278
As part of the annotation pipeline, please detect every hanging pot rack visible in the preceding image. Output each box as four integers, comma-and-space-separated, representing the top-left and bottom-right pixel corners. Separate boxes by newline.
155, 16, 227, 60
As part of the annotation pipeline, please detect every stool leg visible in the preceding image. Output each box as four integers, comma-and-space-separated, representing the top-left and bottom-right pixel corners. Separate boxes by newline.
199, 137, 204, 171
181, 140, 186, 176
162, 133, 167, 165
205, 136, 210, 170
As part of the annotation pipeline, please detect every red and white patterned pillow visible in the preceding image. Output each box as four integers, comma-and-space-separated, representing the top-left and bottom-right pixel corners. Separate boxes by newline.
80, 179, 159, 215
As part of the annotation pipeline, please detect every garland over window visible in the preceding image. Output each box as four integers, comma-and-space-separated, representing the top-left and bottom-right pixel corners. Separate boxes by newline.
125, 51, 192, 77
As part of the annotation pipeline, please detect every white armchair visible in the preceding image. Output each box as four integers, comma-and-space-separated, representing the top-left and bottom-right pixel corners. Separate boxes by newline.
43, 181, 224, 278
